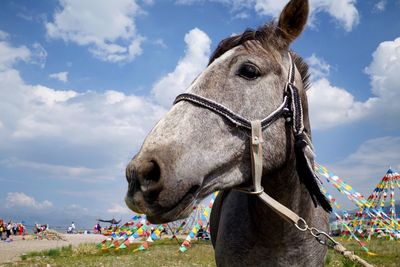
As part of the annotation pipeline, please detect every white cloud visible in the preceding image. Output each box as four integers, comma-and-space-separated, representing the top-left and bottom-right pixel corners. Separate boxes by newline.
255, 0, 359, 31
0, 158, 118, 182
306, 53, 330, 81
142, 0, 154, 5
0, 74, 166, 167
252, 0, 287, 15
358, 37, 400, 124
107, 203, 132, 214
4, 87, 165, 142
374, 0, 387, 12
306, 54, 363, 129
6, 192, 53, 209
177, 0, 359, 31
313, 0, 359, 31
0, 43, 166, 144
152, 28, 211, 107
307, 78, 364, 129
33, 85, 76, 105
233, 11, 250, 19
365, 37, 400, 101
64, 204, 88, 214
307, 37, 400, 130
177, 0, 253, 10
0, 41, 46, 70
154, 38, 167, 49
0, 41, 30, 70
46, 0, 145, 63
0, 38, 167, 184
30, 43, 47, 68
49, 71, 69, 83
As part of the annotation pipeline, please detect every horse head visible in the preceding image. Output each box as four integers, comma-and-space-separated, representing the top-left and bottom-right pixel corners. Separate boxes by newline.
125, 0, 328, 224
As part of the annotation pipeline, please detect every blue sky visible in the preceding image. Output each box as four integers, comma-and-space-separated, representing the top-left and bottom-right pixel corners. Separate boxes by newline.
0, 0, 399, 228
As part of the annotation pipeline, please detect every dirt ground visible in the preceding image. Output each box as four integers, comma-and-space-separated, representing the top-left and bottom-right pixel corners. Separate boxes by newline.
0, 234, 105, 264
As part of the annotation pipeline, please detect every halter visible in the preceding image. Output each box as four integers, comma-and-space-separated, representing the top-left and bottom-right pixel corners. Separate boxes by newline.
174, 53, 318, 228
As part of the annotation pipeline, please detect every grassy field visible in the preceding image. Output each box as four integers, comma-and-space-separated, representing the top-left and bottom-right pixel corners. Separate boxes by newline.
4, 238, 400, 266
325, 238, 400, 267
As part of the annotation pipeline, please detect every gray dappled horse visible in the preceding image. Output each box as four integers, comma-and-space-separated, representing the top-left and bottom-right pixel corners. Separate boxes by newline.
125, 0, 332, 266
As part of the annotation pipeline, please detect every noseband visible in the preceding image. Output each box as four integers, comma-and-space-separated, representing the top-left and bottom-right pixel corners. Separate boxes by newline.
174, 53, 302, 133
173, 52, 325, 229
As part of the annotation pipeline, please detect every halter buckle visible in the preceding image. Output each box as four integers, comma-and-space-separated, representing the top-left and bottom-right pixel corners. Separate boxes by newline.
283, 107, 292, 122
252, 136, 263, 145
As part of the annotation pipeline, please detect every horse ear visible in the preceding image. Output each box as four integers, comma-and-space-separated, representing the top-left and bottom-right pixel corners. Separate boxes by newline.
277, 0, 309, 45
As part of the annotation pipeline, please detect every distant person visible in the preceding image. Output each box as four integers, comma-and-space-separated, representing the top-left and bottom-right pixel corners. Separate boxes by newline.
12, 223, 17, 235
1, 229, 6, 240
0, 220, 5, 240
6, 222, 12, 238
196, 226, 204, 240
18, 223, 25, 235
71, 222, 76, 233
94, 222, 101, 234
159, 228, 167, 239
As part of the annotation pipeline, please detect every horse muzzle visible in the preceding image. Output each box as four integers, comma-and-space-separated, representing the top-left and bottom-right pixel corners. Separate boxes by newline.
125, 157, 201, 224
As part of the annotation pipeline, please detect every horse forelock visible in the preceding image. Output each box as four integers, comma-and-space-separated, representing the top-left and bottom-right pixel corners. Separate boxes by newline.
209, 23, 311, 91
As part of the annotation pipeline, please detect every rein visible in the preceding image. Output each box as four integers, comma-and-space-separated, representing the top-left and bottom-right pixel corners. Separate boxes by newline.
174, 52, 373, 267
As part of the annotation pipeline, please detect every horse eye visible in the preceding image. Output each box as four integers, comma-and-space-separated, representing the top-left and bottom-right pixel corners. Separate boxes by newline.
237, 63, 261, 80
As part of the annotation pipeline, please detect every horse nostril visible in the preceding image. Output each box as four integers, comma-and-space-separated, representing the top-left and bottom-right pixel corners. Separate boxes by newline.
126, 159, 162, 203
141, 160, 161, 183
138, 160, 162, 203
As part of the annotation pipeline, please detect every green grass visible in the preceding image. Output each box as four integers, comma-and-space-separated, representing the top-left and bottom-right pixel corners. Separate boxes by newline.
5, 238, 400, 266
325, 238, 400, 267
19, 245, 72, 261
9, 239, 215, 267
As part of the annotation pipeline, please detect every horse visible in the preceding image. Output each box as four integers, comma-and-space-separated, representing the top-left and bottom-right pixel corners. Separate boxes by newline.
125, 0, 332, 265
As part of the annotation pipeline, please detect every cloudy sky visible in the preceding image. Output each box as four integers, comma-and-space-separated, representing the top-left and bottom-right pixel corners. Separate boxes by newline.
0, 0, 399, 227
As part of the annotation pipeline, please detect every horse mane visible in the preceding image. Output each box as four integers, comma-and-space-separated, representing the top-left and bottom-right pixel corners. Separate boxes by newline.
209, 23, 311, 91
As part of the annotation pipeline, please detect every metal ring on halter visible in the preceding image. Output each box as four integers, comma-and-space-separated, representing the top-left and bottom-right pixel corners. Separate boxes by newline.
309, 227, 319, 238
315, 231, 338, 247
294, 217, 308, 232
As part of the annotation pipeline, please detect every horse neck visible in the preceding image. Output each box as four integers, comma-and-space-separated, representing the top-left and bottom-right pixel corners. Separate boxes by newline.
249, 159, 315, 238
